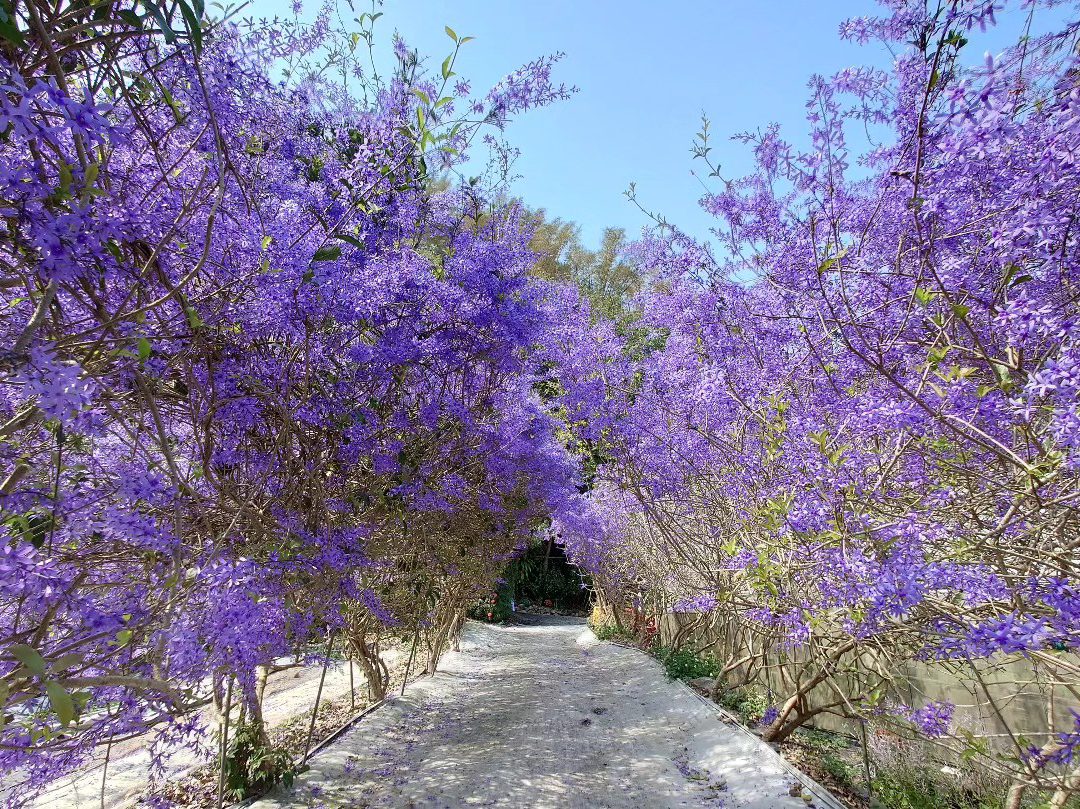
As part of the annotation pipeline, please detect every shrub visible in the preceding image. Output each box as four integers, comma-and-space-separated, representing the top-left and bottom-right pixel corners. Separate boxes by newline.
222, 722, 295, 801
821, 753, 855, 788
872, 767, 981, 809
468, 587, 514, 623
592, 622, 631, 642
795, 727, 853, 754
715, 684, 769, 725
651, 645, 720, 681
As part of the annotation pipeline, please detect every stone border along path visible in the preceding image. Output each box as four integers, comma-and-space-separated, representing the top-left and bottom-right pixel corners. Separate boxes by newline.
251, 616, 840, 809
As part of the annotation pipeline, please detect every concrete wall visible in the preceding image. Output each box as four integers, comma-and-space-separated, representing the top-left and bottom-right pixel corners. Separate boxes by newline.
659, 612, 1080, 745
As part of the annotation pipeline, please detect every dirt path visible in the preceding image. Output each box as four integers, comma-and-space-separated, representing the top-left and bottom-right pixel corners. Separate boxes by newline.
252, 617, 818, 809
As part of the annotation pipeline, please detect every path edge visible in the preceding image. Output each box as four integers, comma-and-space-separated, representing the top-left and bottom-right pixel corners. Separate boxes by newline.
601, 636, 847, 809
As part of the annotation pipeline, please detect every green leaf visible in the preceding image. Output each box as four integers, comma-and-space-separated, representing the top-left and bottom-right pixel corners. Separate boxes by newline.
444, 25, 457, 42
184, 306, 204, 331
117, 9, 143, 28
139, 0, 177, 43
816, 248, 848, 274
992, 362, 1013, 391
161, 85, 185, 124
10, 644, 47, 677
944, 31, 968, 49
334, 233, 366, 250
58, 162, 74, 195
914, 287, 935, 305
176, 0, 203, 52
0, 0, 24, 46
50, 653, 83, 672
83, 161, 99, 191
114, 629, 133, 647
137, 338, 152, 363
312, 245, 341, 262
441, 54, 454, 81
45, 680, 75, 726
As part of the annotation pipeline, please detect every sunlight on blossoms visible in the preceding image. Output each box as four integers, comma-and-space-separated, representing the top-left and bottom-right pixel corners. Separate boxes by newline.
0, 1, 1078, 808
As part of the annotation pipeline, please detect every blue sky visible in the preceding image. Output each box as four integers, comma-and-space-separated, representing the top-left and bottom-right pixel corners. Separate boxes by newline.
258, 1, 1065, 250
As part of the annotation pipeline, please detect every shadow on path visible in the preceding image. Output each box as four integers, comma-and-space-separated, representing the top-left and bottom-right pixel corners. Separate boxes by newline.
252, 620, 815, 809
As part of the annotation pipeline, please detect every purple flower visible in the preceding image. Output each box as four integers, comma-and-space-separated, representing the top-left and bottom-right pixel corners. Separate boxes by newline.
911, 701, 954, 738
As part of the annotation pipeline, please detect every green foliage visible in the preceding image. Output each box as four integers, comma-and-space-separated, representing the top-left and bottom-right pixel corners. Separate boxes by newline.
468, 586, 514, 623
821, 753, 856, 787
503, 549, 541, 593
532, 567, 585, 606
872, 768, 989, 809
784, 728, 862, 794
650, 645, 720, 682
715, 684, 769, 725
503, 540, 589, 609
586, 606, 635, 642
524, 210, 642, 328
591, 622, 631, 642
222, 722, 295, 801
795, 727, 852, 754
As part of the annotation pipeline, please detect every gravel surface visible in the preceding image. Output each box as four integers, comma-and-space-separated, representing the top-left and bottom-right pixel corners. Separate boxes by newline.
252, 618, 813, 809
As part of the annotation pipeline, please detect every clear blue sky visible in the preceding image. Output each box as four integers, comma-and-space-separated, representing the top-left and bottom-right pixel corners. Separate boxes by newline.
256, 1, 1063, 250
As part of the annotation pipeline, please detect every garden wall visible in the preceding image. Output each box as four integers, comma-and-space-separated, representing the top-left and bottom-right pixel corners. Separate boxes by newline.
660, 612, 1080, 745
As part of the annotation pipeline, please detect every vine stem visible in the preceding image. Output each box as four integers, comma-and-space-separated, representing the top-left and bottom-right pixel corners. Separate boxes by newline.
100, 733, 114, 809
860, 719, 873, 806
217, 676, 233, 809
401, 626, 421, 696
348, 656, 356, 712
302, 630, 336, 764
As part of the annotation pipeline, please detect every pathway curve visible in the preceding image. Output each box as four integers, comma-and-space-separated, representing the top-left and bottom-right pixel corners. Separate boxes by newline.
253, 617, 817, 809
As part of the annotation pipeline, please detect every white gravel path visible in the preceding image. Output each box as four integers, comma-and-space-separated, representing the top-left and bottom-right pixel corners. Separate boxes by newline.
252, 617, 816, 809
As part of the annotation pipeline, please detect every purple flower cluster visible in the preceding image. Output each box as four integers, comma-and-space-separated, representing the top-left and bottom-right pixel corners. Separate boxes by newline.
910, 701, 955, 739
0, 3, 598, 799
672, 593, 719, 614
552, 3, 1080, 788
1026, 711, 1080, 768
4, 0, 1080, 800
